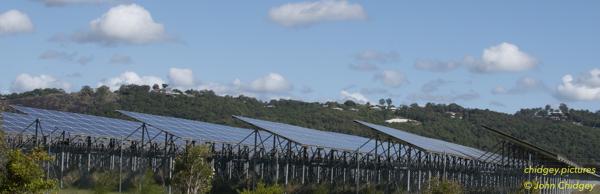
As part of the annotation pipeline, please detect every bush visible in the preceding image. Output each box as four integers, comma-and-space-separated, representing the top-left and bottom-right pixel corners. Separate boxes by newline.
422, 177, 464, 194
93, 171, 119, 194
238, 182, 284, 194
0, 148, 58, 194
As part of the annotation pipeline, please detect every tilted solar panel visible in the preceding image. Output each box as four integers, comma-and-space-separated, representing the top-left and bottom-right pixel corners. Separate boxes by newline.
1, 112, 38, 134
233, 116, 376, 153
355, 120, 491, 160
11, 105, 147, 140
118, 110, 269, 146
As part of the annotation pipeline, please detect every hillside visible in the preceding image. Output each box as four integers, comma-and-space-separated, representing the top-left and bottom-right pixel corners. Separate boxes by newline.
1, 85, 600, 166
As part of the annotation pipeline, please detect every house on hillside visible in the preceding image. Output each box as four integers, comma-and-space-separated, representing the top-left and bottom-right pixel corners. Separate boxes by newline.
332, 107, 344, 111
547, 109, 566, 121
385, 117, 420, 125
446, 111, 463, 119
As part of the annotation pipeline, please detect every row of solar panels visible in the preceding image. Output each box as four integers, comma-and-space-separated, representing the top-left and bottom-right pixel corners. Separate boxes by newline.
1, 105, 496, 162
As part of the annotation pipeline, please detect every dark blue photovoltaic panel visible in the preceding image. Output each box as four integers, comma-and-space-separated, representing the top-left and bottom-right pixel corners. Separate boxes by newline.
355, 120, 495, 161
234, 116, 376, 153
11, 105, 147, 139
1, 112, 37, 134
118, 110, 270, 146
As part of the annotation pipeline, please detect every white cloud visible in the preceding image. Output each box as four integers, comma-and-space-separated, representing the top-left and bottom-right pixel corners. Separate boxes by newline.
269, 0, 366, 27
556, 68, 600, 101
468, 42, 537, 73
168, 68, 195, 88
492, 77, 546, 95
248, 73, 292, 93
76, 4, 167, 44
38, 49, 93, 65
414, 60, 460, 72
11, 74, 71, 93
109, 54, 133, 64
36, 0, 116, 7
0, 10, 34, 35
340, 90, 369, 104
98, 71, 165, 91
374, 70, 407, 88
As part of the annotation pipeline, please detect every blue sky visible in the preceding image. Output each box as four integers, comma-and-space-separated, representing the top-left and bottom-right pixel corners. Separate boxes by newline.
1, 0, 599, 113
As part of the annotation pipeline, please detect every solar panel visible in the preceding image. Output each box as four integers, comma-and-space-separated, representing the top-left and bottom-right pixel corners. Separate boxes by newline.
11, 105, 147, 140
233, 116, 376, 153
355, 120, 492, 160
118, 110, 269, 146
1, 112, 38, 134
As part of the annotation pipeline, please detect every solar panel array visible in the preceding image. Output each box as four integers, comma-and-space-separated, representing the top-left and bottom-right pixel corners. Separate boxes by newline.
355, 120, 494, 161
11, 105, 147, 139
118, 110, 270, 146
234, 116, 377, 153
1, 112, 38, 134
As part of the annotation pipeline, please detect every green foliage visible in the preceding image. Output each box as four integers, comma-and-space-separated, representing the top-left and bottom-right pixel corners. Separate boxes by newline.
422, 177, 464, 194
92, 171, 119, 194
6, 86, 600, 164
0, 148, 57, 194
133, 170, 164, 194
238, 182, 284, 194
312, 184, 329, 194
173, 145, 213, 194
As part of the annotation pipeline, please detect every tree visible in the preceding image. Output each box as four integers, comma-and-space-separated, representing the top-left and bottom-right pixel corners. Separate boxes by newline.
344, 100, 356, 107
152, 84, 160, 91
173, 145, 214, 194
379, 99, 385, 106
385, 98, 392, 108
80, 86, 94, 96
559, 103, 569, 114
0, 148, 57, 194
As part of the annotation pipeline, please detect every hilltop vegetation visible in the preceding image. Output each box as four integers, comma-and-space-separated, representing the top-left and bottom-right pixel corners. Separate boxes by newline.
1, 85, 600, 166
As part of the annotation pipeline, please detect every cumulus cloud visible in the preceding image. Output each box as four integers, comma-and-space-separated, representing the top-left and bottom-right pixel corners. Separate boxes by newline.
414, 59, 460, 72
109, 54, 133, 64
98, 71, 165, 91
374, 70, 407, 88
248, 73, 293, 93
168, 68, 195, 88
468, 42, 537, 73
38, 49, 93, 65
74, 4, 168, 45
556, 68, 600, 101
34, 0, 117, 7
340, 90, 369, 104
10, 74, 71, 93
269, 0, 366, 27
0, 10, 34, 35
492, 77, 547, 95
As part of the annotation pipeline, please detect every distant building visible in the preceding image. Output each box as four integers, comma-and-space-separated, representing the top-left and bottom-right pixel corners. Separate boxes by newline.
349, 108, 359, 112
446, 111, 463, 119
265, 105, 276, 108
385, 117, 419, 124
332, 107, 344, 111
547, 109, 565, 121
370, 105, 382, 110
